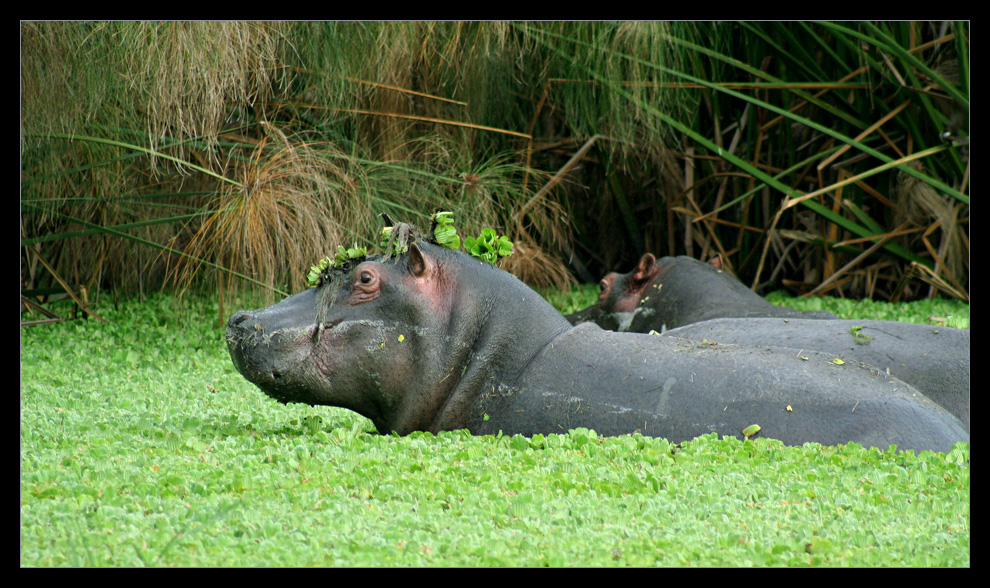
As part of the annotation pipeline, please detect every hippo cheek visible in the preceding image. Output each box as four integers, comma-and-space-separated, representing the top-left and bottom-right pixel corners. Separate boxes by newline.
612, 295, 641, 314
309, 319, 422, 407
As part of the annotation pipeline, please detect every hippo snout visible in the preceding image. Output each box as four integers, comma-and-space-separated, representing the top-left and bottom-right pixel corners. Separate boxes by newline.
228, 310, 250, 328
225, 310, 265, 345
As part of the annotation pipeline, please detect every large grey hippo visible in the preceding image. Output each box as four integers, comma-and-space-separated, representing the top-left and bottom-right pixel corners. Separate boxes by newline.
565, 253, 969, 432
226, 224, 967, 453
565, 253, 835, 332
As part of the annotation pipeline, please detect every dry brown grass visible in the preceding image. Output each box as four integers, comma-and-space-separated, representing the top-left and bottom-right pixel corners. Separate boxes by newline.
166, 124, 372, 301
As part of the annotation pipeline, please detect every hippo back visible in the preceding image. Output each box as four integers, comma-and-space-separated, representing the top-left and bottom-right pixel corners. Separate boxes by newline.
663, 317, 970, 432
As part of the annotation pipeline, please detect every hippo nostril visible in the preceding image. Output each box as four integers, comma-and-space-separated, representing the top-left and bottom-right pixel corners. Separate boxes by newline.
228, 311, 250, 327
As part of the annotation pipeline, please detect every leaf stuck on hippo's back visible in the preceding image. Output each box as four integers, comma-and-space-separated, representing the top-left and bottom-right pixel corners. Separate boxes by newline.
742, 424, 761, 438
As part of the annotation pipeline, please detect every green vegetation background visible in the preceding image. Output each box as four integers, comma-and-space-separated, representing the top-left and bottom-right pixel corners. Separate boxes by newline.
21, 22, 970, 303
21, 289, 968, 567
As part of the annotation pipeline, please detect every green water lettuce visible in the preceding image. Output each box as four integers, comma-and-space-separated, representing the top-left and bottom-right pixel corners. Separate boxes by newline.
431, 211, 461, 251
464, 228, 513, 264
306, 244, 367, 287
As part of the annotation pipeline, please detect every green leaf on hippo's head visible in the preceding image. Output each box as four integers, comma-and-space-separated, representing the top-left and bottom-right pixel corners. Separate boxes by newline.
464, 227, 513, 264
431, 211, 461, 250
378, 226, 395, 251
333, 244, 367, 266
306, 244, 367, 287
431, 211, 454, 223
496, 235, 513, 258
379, 224, 413, 257
435, 226, 460, 250
307, 257, 333, 288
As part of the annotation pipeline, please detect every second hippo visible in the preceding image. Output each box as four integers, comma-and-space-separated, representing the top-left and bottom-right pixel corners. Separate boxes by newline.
565, 253, 835, 332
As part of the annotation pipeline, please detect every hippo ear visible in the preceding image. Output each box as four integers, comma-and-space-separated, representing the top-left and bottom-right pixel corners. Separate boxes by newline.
638, 253, 656, 271
625, 253, 659, 294
408, 243, 429, 277
631, 253, 658, 284
708, 254, 723, 271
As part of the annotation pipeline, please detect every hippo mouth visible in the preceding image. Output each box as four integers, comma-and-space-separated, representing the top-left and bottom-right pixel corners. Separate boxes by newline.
312, 317, 344, 343
226, 302, 397, 406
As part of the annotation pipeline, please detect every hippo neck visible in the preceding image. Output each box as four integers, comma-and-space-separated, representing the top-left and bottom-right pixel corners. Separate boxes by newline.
641, 257, 766, 328
428, 260, 572, 432
466, 323, 670, 435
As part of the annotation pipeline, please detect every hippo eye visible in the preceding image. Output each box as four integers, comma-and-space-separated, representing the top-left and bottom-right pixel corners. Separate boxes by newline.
345, 265, 381, 304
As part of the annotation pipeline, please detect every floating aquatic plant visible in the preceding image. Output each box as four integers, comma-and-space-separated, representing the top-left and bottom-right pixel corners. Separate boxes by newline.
849, 325, 873, 345
431, 211, 461, 251
464, 227, 514, 264
307, 244, 367, 287
312, 213, 512, 286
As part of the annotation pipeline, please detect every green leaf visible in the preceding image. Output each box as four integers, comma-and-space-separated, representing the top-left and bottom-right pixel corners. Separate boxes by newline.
378, 226, 403, 256
464, 228, 513, 264
431, 211, 461, 250
306, 244, 367, 288
742, 424, 761, 438
849, 325, 873, 345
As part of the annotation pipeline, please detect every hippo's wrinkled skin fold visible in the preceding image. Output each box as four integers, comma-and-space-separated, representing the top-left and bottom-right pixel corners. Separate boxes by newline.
227, 242, 967, 452
565, 253, 836, 332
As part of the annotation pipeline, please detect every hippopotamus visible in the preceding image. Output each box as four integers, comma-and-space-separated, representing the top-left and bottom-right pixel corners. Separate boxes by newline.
226, 226, 967, 453
565, 253, 836, 332
662, 317, 970, 432
566, 253, 969, 433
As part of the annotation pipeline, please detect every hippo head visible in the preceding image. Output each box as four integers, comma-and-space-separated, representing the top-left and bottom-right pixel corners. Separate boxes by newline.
226, 239, 571, 435
565, 253, 661, 330
565, 252, 836, 332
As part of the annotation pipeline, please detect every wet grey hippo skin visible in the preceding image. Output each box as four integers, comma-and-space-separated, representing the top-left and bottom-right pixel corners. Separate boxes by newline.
663, 318, 970, 433
226, 240, 967, 452
565, 253, 836, 332
565, 253, 968, 432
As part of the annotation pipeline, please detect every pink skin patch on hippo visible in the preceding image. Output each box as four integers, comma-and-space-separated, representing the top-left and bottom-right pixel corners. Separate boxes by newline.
342, 257, 454, 315
400, 248, 456, 314
612, 292, 641, 313
402, 273, 455, 313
